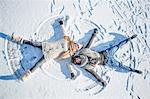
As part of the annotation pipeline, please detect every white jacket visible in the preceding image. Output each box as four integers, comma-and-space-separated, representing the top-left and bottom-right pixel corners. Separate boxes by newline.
42, 38, 68, 60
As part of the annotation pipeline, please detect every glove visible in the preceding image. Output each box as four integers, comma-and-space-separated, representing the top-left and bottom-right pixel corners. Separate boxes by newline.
101, 81, 107, 87
59, 20, 64, 25
71, 73, 77, 80
97, 79, 107, 87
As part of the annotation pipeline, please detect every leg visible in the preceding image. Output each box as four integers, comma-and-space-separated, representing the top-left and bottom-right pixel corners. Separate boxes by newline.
21, 55, 46, 81
85, 28, 98, 48
11, 33, 42, 49
30, 56, 46, 73
107, 57, 142, 74
22, 40, 42, 49
105, 34, 137, 55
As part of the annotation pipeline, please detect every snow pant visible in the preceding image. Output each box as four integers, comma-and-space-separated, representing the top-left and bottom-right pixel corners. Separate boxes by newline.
21, 39, 46, 73
100, 35, 142, 74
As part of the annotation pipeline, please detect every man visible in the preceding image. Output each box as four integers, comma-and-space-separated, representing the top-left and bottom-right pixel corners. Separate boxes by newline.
69, 29, 142, 86
11, 19, 83, 81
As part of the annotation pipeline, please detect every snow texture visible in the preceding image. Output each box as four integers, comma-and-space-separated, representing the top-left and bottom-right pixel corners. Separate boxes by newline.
0, 0, 150, 99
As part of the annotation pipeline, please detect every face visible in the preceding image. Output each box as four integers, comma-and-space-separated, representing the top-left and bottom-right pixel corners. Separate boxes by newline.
73, 56, 81, 65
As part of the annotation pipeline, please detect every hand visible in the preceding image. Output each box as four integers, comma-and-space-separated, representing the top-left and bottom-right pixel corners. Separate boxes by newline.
59, 20, 64, 25
71, 73, 77, 80
69, 41, 78, 55
97, 79, 107, 86
101, 81, 107, 87
93, 28, 98, 34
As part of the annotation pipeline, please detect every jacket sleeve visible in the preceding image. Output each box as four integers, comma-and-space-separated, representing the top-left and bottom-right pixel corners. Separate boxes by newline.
55, 51, 71, 60
57, 41, 78, 59
55, 36, 78, 60
66, 58, 76, 74
80, 48, 100, 59
85, 68, 106, 84
56, 42, 79, 60
85, 33, 97, 48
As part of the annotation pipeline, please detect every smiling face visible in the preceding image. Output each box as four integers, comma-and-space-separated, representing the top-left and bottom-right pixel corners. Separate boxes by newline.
72, 56, 82, 65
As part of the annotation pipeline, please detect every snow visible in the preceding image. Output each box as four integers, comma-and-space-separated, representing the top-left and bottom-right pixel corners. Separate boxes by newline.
0, 0, 150, 99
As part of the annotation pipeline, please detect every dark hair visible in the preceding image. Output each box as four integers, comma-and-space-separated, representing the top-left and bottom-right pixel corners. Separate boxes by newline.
71, 55, 81, 65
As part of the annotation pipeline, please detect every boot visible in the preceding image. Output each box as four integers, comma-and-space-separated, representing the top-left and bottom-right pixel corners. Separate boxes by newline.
11, 33, 23, 43
133, 69, 143, 74
21, 70, 31, 81
130, 68, 142, 74
130, 34, 137, 40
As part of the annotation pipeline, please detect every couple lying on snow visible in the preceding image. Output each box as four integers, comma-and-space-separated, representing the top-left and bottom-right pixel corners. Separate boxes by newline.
11, 19, 142, 86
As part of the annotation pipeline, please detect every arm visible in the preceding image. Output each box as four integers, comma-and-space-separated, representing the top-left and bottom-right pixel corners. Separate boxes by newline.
80, 48, 100, 59
67, 59, 77, 80
85, 68, 106, 86
85, 29, 98, 48
55, 36, 78, 60
56, 51, 71, 60
56, 43, 78, 60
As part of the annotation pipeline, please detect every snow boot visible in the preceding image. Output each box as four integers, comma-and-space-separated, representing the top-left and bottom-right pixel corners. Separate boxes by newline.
11, 33, 23, 43
21, 70, 31, 81
130, 68, 142, 74
130, 34, 137, 40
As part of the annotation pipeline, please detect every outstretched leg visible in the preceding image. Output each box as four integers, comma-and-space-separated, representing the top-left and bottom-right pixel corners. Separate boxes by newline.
21, 55, 46, 81
11, 33, 42, 49
107, 57, 142, 74
105, 34, 137, 55
22, 40, 42, 49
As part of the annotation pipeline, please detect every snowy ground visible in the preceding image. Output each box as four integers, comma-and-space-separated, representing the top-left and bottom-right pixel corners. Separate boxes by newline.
0, 0, 150, 99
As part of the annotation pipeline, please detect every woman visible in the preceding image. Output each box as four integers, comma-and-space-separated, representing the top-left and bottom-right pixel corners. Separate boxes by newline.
11, 20, 83, 81
70, 29, 142, 86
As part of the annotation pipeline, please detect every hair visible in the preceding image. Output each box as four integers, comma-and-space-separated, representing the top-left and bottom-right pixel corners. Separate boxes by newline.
71, 55, 81, 65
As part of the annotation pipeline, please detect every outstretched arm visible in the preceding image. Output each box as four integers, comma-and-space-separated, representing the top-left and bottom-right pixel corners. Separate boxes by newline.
67, 63, 77, 80
85, 68, 106, 86
55, 43, 79, 60
55, 50, 71, 60
85, 29, 98, 48
59, 20, 66, 33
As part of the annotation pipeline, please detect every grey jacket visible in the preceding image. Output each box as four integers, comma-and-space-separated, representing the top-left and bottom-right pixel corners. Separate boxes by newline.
68, 48, 105, 73
68, 31, 105, 73
68, 31, 106, 84
79, 48, 105, 69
